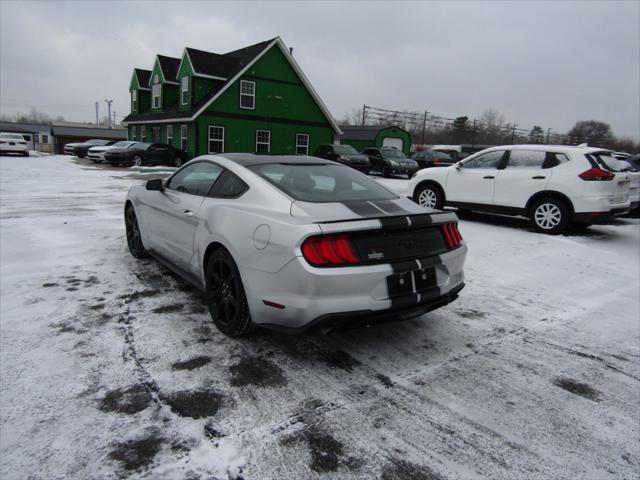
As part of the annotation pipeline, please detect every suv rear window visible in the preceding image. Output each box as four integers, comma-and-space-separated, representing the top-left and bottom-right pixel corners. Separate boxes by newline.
249, 163, 397, 203
587, 152, 632, 172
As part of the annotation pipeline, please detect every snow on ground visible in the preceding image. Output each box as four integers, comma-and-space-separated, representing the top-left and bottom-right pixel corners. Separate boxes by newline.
1, 155, 639, 480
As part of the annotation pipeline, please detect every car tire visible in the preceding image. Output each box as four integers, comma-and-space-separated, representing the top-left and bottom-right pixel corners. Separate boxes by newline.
132, 155, 143, 167
124, 205, 149, 258
205, 249, 255, 337
173, 157, 183, 168
529, 197, 570, 235
383, 164, 392, 178
364, 169, 371, 176
23, 151, 29, 157
414, 183, 444, 209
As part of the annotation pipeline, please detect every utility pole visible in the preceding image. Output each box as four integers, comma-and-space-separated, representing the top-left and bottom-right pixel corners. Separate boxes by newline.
112, 111, 117, 126
104, 99, 113, 128
471, 119, 477, 147
95, 102, 99, 125
546, 127, 552, 144
511, 123, 518, 144
420, 110, 429, 146
361, 105, 367, 126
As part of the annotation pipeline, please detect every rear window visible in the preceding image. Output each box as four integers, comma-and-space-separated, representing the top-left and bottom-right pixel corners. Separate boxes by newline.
588, 152, 632, 173
249, 163, 397, 203
431, 151, 453, 160
333, 145, 359, 155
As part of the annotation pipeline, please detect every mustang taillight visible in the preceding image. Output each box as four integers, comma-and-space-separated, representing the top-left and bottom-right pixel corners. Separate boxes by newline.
441, 223, 463, 249
301, 233, 359, 266
579, 167, 615, 181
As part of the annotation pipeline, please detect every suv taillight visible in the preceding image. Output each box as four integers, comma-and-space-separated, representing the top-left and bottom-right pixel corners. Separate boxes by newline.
301, 233, 359, 266
579, 167, 615, 181
441, 223, 462, 249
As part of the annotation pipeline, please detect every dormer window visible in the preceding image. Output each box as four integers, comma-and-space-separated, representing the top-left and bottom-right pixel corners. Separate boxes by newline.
181, 77, 189, 105
152, 74, 161, 108
240, 80, 255, 110
131, 90, 137, 110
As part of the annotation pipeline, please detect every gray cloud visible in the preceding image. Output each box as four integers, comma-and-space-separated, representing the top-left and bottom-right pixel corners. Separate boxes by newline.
1, 0, 638, 139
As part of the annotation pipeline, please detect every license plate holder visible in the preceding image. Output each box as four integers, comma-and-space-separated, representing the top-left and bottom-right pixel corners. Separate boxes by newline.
387, 267, 437, 299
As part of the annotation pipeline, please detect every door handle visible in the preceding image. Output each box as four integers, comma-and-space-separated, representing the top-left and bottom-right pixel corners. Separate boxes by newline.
483, 175, 495, 179
532, 176, 546, 179
183, 210, 194, 216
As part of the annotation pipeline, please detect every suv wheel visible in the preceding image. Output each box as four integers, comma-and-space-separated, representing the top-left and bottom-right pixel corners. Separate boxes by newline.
530, 197, 569, 234
414, 183, 444, 209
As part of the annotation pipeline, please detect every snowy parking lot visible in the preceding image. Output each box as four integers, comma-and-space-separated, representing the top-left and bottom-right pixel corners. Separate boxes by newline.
1, 154, 639, 480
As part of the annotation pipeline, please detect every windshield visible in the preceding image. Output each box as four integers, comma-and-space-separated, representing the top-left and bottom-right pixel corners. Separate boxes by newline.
131, 142, 151, 150
333, 145, 359, 155
589, 152, 632, 172
382, 149, 407, 159
432, 151, 454, 160
249, 163, 398, 203
111, 141, 132, 148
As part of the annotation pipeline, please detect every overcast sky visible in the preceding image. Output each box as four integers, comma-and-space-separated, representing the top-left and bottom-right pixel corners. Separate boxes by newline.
1, 1, 638, 138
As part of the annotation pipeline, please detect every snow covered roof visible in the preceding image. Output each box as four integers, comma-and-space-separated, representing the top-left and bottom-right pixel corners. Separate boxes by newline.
51, 122, 126, 138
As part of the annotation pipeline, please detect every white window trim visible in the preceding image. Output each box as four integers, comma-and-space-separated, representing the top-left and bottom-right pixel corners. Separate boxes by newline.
256, 129, 270, 153
295, 133, 309, 155
167, 125, 173, 145
208, 125, 225, 154
152, 83, 161, 109
180, 125, 188, 151
239, 80, 256, 110
181, 77, 189, 105
132, 90, 137, 110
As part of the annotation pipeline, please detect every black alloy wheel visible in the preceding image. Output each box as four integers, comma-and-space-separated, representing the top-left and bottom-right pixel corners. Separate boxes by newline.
173, 156, 183, 167
125, 206, 148, 258
205, 250, 254, 337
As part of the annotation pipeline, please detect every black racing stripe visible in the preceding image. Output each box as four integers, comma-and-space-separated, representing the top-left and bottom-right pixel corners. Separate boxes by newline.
408, 214, 434, 228
390, 259, 418, 274
341, 201, 383, 218
372, 200, 411, 215
379, 216, 410, 231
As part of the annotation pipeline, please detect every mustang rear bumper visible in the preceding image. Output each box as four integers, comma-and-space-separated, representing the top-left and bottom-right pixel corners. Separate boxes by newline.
240, 244, 467, 332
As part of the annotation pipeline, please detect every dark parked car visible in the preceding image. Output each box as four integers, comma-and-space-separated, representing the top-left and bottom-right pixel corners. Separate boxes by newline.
313, 144, 370, 174
362, 147, 419, 178
411, 150, 456, 169
105, 142, 188, 167
72, 140, 115, 158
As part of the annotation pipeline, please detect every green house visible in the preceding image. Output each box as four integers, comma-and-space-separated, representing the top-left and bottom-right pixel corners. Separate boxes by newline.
338, 125, 412, 156
122, 37, 341, 158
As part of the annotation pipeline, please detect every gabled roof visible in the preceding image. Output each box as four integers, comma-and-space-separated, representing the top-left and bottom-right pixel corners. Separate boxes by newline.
134, 69, 151, 89
184, 48, 238, 79
152, 55, 181, 85
123, 37, 341, 134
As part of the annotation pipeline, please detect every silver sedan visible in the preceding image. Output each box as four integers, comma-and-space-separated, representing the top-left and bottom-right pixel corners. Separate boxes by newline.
124, 154, 467, 336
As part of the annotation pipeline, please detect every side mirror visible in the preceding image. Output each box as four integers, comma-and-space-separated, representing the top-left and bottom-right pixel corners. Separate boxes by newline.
146, 178, 164, 191
456, 162, 464, 170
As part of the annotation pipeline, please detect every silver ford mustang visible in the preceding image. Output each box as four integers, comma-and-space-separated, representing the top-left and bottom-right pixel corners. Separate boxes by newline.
124, 154, 467, 336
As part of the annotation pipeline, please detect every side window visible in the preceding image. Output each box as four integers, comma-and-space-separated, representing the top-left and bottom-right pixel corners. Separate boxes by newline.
506, 150, 546, 169
166, 162, 223, 196
209, 170, 248, 199
463, 151, 504, 169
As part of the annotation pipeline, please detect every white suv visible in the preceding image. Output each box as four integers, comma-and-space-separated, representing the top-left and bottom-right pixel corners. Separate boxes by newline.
408, 145, 631, 234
